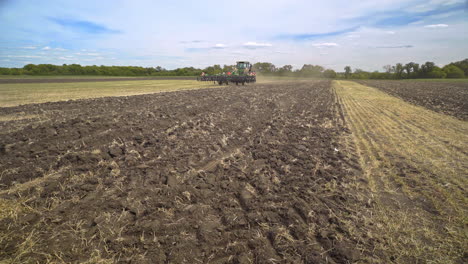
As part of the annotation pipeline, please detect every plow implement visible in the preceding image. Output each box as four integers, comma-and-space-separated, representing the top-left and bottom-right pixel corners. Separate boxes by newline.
197, 75, 256, 85
197, 61, 256, 85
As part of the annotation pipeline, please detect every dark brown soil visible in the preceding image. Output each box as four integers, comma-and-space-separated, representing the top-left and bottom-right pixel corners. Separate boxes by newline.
0, 81, 369, 263
357, 80, 468, 121
0, 76, 196, 84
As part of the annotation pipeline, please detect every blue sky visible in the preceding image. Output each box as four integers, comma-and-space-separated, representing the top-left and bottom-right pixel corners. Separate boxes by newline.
0, 0, 467, 71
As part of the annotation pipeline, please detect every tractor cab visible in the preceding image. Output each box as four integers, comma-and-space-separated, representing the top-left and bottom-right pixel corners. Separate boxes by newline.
236, 61, 252, 75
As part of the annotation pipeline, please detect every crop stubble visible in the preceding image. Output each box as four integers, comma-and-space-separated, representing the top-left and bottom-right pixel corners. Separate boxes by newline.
335, 81, 467, 263
356, 80, 468, 121
0, 81, 368, 263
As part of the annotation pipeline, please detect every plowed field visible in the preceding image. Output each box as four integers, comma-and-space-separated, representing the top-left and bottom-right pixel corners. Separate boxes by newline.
1, 80, 466, 264
0, 81, 367, 263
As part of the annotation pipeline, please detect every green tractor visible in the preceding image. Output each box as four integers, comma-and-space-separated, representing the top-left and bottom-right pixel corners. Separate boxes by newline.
198, 61, 256, 85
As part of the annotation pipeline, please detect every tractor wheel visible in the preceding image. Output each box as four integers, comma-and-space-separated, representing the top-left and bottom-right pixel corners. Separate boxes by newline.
242, 82, 245, 85
218, 81, 223, 85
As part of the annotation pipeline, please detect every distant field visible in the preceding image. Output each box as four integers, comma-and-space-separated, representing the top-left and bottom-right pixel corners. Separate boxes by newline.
357, 79, 468, 121
0, 76, 198, 84
0, 80, 217, 107
0, 75, 306, 83
0, 75, 200, 79
0, 75, 134, 79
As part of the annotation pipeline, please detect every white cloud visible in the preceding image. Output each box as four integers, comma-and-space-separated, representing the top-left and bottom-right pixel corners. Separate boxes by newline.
74, 52, 101, 56
312, 43, 339, 47
4, 55, 43, 58
58, 56, 74, 60
424, 24, 449, 28
243, 42, 273, 48
21, 46, 37, 49
385, 31, 395, 34
346, 34, 360, 38
12, 55, 40, 58
41, 46, 67, 51
407, 0, 464, 12
274, 51, 291, 54
213, 43, 227, 49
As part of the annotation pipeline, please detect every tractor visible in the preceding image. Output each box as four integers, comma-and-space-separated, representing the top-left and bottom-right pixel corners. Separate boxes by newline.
198, 61, 256, 85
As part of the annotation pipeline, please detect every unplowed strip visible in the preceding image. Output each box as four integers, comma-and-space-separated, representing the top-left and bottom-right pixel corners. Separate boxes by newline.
335, 80, 467, 263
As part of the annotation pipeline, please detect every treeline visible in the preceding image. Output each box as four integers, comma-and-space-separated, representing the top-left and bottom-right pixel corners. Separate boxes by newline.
0, 64, 203, 76
0, 63, 337, 77
249, 60, 467, 79
343, 59, 467, 79
0, 63, 339, 78
251, 63, 338, 78
0, 59, 466, 79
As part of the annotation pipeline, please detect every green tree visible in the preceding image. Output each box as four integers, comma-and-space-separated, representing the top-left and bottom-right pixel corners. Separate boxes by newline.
383, 65, 393, 73
23, 64, 39, 75
222, 64, 235, 73
276, 65, 293, 76
404, 62, 415, 77
443, 65, 465, 78
395, 63, 404, 79
281, 65, 293, 72
427, 67, 446, 78
352, 69, 369, 79
300, 64, 323, 77
420, 62, 435, 78
0, 67, 11, 75
449, 59, 468, 77
412, 63, 420, 78
370, 71, 390, 79
10, 68, 23, 75
253, 62, 276, 75
212, 64, 223, 74
323, 69, 337, 78
344, 66, 351, 79
279, 65, 293, 75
